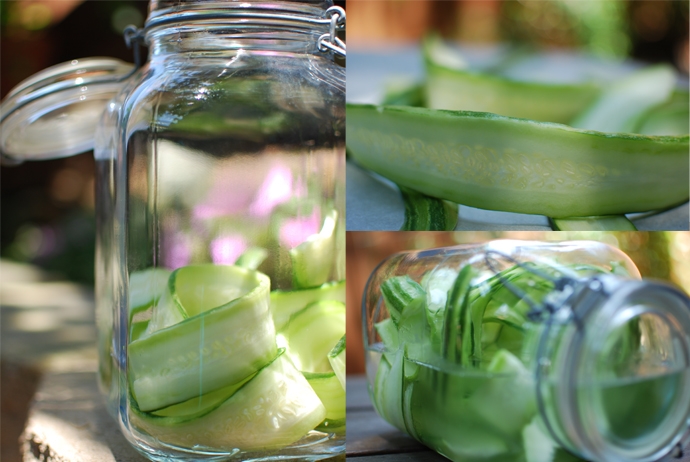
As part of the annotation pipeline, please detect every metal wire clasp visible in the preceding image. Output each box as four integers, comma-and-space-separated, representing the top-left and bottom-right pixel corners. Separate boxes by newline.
123, 25, 145, 69
484, 250, 579, 322
318, 6, 346, 58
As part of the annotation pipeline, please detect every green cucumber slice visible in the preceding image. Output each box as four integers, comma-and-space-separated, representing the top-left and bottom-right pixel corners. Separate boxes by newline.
130, 350, 326, 451
130, 320, 149, 343
442, 265, 475, 364
549, 215, 637, 231
423, 35, 600, 124
347, 104, 689, 218
374, 318, 399, 352
234, 247, 268, 270
399, 184, 458, 231
151, 371, 258, 418
382, 82, 426, 107
129, 268, 171, 318
571, 65, 676, 134
290, 209, 338, 289
379, 348, 406, 432
305, 371, 345, 432
422, 267, 458, 351
328, 335, 346, 390
380, 275, 426, 326
283, 300, 345, 373
270, 280, 345, 331
129, 265, 277, 412
635, 90, 690, 136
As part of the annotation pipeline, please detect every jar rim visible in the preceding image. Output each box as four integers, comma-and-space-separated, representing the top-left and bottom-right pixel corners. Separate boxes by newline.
144, 1, 336, 37
538, 277, 690, 462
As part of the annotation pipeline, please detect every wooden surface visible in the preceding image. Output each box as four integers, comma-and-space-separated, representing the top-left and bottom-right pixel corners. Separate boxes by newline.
346, 375, 446, 461
345, 374, 690, 462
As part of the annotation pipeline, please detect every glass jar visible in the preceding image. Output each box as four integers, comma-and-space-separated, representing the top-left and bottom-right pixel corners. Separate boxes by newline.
1, 1, 346, 460
363, 240, 690, 462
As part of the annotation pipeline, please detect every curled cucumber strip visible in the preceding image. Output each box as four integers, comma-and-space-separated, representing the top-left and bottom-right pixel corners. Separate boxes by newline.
347, 104, 688, 218
549, 216, 637, 231
423, 35, 601, 124
399, 185, 458, 231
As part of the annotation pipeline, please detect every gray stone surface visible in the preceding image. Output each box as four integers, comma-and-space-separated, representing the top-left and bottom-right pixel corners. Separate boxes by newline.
0, 260, 145, 461
21, 367, 147, 462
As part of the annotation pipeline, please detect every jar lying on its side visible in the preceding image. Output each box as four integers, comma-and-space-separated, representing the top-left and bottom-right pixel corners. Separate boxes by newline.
363, 240, 690, 462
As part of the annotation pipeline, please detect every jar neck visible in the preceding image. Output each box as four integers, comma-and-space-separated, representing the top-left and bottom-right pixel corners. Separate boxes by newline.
144, 1, 333, 58
535, 277, 690, 462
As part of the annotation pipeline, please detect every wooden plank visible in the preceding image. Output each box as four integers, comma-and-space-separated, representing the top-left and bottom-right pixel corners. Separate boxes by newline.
346, 407, 429, 456
346, 375, 372, 410
347, 374, 431, 456
346, 452, 449, 461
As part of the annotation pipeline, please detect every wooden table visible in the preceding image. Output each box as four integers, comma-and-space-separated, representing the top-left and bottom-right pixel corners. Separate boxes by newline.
345, 374, 690, 462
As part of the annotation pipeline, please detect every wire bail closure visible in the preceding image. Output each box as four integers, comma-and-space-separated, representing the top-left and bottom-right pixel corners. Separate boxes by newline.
318, 6, 346, 57
123, 5, 346, 64
123, 25, 145, 69
484, 250, 580, 323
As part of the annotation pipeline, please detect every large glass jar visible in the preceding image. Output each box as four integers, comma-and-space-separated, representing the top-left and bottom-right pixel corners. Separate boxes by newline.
1, 1, 346, 460
363, 240, 690, 462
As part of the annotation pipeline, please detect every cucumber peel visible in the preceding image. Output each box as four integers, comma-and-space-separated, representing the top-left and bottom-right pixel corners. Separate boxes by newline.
305, 371, 345, 432
399, 184, 458, 231
347, 103, 688, 218
328, 334, 346, 390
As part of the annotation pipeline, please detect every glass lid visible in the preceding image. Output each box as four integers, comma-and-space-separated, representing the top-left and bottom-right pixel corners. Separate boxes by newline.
0, 57, 133, 164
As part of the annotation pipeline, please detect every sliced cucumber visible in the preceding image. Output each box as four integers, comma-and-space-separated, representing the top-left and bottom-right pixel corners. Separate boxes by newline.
234, 246, 268, 270
423, 35, 601, 124
549, 215, 637, 231
375, 318, 400, 352
129, 265, 277, 412
380, 275, 426, 326
130, 350, 326, 451
328, 335, 346, 390
347, 104, 689, 218
270, 280, 345, 331
442, 265, 475, 364
422, 267, 458, 351
283, 300, 345, 373
289, 209, 338, 289
399, 184, 458, 231
571, 65, 676, 134
130, 320, 149, 342
152, 371, 258, 418
129, 268, 171, 318
305, 371, 345, 432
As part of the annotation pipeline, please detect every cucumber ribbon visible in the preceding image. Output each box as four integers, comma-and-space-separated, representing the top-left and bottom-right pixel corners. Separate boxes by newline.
347, 36, 689, 229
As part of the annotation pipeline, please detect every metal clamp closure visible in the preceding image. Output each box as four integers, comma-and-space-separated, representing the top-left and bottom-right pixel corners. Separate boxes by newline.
318, 6, 346, 57
123, 6, 346, 63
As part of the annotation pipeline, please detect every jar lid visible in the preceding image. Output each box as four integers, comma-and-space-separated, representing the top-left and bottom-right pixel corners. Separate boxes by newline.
538, 276, 690, 462
0, 57, 133, 164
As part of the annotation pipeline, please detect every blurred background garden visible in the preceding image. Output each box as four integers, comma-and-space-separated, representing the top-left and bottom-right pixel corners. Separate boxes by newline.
348, 0, 688, 71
